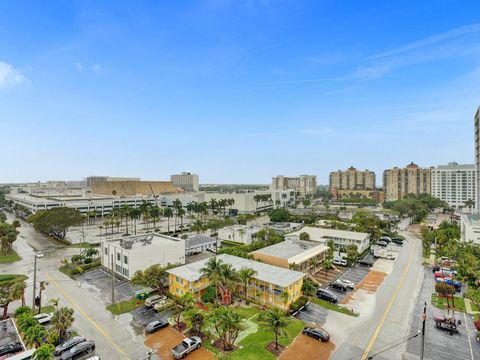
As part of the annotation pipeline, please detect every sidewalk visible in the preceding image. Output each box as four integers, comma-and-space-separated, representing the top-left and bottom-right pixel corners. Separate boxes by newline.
464, 298, 480, 315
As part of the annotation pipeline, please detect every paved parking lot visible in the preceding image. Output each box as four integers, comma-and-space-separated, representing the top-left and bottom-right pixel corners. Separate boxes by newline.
131, 305, 175, 327
295, 301, 328, 326
406, 268, 479, 360
76, 268, 140, 305
0, 319, 24, 359
319, 257, 373, 302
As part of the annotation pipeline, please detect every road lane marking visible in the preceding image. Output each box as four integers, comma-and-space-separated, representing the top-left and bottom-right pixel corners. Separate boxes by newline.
463, 311, 474, 360
45, 272, 130, 359
360, 236, 416, 360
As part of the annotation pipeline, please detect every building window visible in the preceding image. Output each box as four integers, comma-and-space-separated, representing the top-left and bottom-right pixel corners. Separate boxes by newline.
104, 247, 108, 255
176, 276, 183, 284
117, 253, 120, 261
124, 255, 128, 264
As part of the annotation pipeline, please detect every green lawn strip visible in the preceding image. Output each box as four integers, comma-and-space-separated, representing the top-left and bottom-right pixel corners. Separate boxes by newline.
431, 294, 466, 312
37, 305, 55, 314
68, 242, 100, 248
106, 297, 145, 315
235, 306, 261, 320
0, 274, 28, 284
0, 250, 21, 264
229, 318, 304, 360
310, 297, 358, 317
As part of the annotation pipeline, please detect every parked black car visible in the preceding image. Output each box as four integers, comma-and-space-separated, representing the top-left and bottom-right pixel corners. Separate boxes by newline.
302, 327, 330, 342
329, 281, 348, 292
392, 238, 404, 245
358, 258, 374, 267
60, 341, 95, 360
145, 319, 169, 334
316, 289, 337, 303
377, 241, 388, 247
55, 336, 86, 356
379, 236, 391, 243
0, 342, 23, 356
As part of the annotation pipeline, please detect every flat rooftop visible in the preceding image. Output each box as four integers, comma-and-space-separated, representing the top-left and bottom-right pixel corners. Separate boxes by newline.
288, 226, 369, 241
105, 233, 182, 250
251, 239, 328, 260
167, 254, 305, 287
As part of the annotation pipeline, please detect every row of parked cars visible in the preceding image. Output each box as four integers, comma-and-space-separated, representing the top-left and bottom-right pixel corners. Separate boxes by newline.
433, 265, 462, 292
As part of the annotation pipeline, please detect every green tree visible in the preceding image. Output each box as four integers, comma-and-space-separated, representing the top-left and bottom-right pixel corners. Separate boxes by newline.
208, 307, 245, 351
258, 307, 290, 350
299, 232, 310, 241
184, 306, 205, 335
237, 267, 257, 304
327, 239, 335, 259
25, 324, 47, 348
301, 278, 317, 297
191, 220, 205, 234
466, 288, 480, 312
280, 291, 290, 311
131, 264, 172, 295
346, 244, 359, 265
28, 207, 83, 239
129, 207, 141, 235
173, 293, 194, 330
464, 199, 475, 213
33, 343, 55, 360
0, 221, 18, 254
164, 207, 173, 233
268, 208, 290, 222
309, 257, 319, 274
51, 306, 74, 342
322, 259, 333, 277
435, 282, 451, 308
200, 257, 224, 304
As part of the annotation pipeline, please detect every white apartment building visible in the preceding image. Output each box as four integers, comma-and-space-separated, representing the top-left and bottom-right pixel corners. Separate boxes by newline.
460, 214, 480, 245
271, 175, 317, 197
170, 172, 199, 192
431, 162, 475, 209
285, 227, 370, 253
218, 225, 264, 245
101, 234, 185, 279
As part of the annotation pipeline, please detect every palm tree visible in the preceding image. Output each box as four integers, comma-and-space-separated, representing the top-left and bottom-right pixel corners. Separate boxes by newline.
51, 306, 74, 342
33, 344, 55, 360
465, 199, 475, 213
25, 324, 47, 348
129, 207, 141, 235
322, 259, 333, 277
177, 208, 186, 232
184, 306, 205, 335
200, 257, 224, 304
258, 308, 290, 350
281, 193, 287, 208
309, 257, 319, 274
121, 204, 131, 235
280, 291, 290, 311
218, 263, 239, 305
149, 206, 161, 229
237, 267, 257, 304
191, 220, 205, 234
173, 199, 183, 233
208, 307, 245, 351
11, 280, 26, 307
164, 208, 173, 233
209, 198, 218, 216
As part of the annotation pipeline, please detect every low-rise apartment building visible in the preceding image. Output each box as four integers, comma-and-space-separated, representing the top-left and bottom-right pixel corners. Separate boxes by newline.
167, 254, 305, 308
184, 235, 217, 255
251, 239, 328, 271
101, 234, 185, 279
285, 227, 370, 253
218, 225, 263, 244
460, 214, 480, 245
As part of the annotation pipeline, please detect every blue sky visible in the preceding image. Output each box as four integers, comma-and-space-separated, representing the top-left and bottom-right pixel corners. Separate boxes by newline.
1, 0, 480, 185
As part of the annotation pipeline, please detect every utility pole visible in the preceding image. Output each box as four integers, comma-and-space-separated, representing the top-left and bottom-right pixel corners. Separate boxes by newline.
420, 301, 427, 360
110, 253, 115, 304
31, 254, 38, 310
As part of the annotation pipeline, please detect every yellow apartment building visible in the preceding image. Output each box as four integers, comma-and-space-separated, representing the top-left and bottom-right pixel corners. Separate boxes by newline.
166, 254, 305, 308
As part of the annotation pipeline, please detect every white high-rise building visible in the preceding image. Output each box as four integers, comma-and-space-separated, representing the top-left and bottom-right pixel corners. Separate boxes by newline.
170, 172, 199, 192
431, 162, 475, 209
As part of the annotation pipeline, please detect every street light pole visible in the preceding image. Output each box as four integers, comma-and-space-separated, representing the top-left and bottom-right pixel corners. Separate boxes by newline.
110, 253, 115, 304
420, 301, 427, 360
31, 254, 38, 309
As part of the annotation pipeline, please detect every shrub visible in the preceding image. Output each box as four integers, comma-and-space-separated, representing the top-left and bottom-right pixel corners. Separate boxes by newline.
289, 296, 308, 313
14, 306, 31, 318
201, 286, 216, 303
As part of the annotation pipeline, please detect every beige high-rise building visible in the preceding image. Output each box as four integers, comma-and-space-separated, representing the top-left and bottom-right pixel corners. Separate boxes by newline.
329, 167, 376, 193
475, 106, 480, 212
383, 162, 432, 201
271, 175, 317, 197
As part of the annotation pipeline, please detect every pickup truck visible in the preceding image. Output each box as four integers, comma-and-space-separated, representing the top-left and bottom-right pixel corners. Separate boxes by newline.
171, 337, 202, 359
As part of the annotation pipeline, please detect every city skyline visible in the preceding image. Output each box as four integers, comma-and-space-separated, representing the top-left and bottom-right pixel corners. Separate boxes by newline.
1, 1, 480, 183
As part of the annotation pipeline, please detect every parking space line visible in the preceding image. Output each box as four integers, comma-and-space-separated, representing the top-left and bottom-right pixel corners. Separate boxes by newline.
463, 311, 475, 360
297, 312, 322, 324
430, 347, 471, 360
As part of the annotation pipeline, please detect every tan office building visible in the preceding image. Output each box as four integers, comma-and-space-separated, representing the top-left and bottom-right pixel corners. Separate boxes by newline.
271, 175, 317, 197
383, 162, 431, 201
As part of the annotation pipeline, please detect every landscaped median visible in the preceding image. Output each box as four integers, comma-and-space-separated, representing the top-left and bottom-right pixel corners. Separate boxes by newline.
0, 249, 21, 263
310, 297, 359, 317
431, 293, 468, 312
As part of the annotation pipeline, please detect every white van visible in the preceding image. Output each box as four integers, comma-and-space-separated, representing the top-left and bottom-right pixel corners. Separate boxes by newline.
8, 349, 35, 360
332, 258, 347, 266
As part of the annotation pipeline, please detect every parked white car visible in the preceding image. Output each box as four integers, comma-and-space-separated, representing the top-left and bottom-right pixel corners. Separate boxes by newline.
34, 312, 53, 324
145, 295, 166, 308
332, 258, 347, 267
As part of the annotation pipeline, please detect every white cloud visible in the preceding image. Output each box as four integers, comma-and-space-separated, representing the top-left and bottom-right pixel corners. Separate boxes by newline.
74, 62, 83, 72
91, 63, 101, 73
0, 61, 29, 89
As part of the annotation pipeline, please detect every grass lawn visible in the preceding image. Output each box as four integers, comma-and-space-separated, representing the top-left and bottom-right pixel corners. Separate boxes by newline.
0, 274, 28, 284
229, 317, 305, 360
0, 250, 21, 264
68, 242, 100, 248
235, 306, 261, 320
431, 294, 466, 312
311, 297, 359, 317
37, 305, 55, 314
106, 297, 145, 315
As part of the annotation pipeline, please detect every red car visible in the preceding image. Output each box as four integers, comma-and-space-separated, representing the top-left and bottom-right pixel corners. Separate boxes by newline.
434, 271, 452, 279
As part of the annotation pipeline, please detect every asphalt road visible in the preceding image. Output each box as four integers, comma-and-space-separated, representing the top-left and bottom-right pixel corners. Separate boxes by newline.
331, 229, 424, 360
405, 268, 479, 360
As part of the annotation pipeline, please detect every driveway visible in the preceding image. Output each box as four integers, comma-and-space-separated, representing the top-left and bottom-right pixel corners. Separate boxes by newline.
295, 302, 328, 326
405, 267, 479, 360
320, 263, 372, 302
76, 268, 139, 305
131, 305, 175, 327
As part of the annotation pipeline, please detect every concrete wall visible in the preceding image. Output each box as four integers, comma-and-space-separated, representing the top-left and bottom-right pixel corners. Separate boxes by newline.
92, 180, 175, 196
